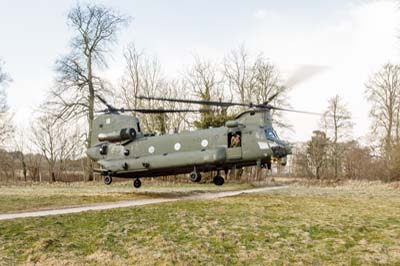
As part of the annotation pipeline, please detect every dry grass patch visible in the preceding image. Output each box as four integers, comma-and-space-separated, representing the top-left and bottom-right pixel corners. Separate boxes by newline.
1, 182, 399, 265
0, 182, 254, 213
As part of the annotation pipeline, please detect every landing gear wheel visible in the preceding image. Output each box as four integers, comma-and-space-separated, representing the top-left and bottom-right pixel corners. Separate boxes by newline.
267, 159, 272, 170
189, 172, 201, 183
104, 175, 112, 185
213, 175, 224, 186
133, 179, 141, 188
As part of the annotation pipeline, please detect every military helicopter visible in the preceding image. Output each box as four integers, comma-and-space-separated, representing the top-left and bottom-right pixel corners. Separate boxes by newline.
86, 93, 322, 188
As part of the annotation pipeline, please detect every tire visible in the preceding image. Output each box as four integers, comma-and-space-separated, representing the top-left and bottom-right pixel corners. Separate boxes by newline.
213, 176, 224, 186
195, 173, 201, 182
104, 175, 112, 185
189, 172, 201, 182
280, 156, 287, 166
266, 157, 272, 170
133, 179, 141, 188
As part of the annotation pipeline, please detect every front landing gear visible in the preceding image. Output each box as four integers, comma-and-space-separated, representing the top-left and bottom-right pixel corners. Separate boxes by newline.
104, 175, 112, 185
133, 178, 142, 188
213, 175, 224, 186
189, 171, 202, 183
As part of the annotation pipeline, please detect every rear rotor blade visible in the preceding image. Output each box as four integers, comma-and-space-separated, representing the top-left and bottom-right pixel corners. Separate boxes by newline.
122, 108, 212, 114
96, 95, 118, 113
137, 95, 253, 108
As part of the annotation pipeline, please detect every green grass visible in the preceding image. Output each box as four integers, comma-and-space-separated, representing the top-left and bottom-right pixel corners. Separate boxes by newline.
1, 183, 400, 265
0, 181, 253, 213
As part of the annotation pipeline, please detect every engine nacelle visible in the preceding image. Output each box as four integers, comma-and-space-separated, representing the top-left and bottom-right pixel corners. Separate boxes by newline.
98, 128, 137, 143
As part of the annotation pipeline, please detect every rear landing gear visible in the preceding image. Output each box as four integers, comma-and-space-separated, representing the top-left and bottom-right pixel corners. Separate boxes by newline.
104, 175, 112, 185
213, 175, 224, 186
133, 178, 142, 188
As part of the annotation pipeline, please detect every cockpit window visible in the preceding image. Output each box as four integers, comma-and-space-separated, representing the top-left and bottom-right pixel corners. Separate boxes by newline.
265, 127, 287, 147
265, 128, 279, 141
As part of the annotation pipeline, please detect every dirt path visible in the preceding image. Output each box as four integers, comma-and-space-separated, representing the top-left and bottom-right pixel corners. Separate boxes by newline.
0, 186, 287, 221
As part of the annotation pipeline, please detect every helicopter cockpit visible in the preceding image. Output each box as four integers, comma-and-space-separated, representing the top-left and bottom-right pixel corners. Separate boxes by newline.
265, 127, 292, 159
265, 127, 285, 144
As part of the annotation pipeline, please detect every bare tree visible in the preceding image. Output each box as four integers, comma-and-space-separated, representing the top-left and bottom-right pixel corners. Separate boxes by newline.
391, 143, 400, 180
188, 57, 216, 128
31, 115, 59, 182
0, 150, 15, 182
365, 63, 400, 179
187, 57, 220, 101
252, 55, 290, 129
46, 3, 129, 180
13, 126, 45, 182
120, 44, 143, 110
120, 44, 179, 133
186, 57, 232, 129
342, 141, 374, 180
163, 79, 193, 132
0, 60, 13, 144
290, 143, 312, 177
224, 47, 286, 104
223, 47, 288, 129
223, 45, 255, 105
12, 128, 28, 182
26, 153, 43, 182
31, 114, 83, 182
321, 95, 353, 178
306, 130, 330, 179
252, 56, 281, 103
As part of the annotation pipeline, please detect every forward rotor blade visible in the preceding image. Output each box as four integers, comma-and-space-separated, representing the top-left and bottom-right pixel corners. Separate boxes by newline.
272, 106, 351, 119
283, 65, 328, 88
137, 95, 251, 108
96, 95, 108, 105
271, 106, 324, 116
266, 92, 280, 103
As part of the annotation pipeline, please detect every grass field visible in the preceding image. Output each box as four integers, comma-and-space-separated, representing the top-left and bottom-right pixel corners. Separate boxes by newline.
0, 181, 254, 213
0, 181, 400, 265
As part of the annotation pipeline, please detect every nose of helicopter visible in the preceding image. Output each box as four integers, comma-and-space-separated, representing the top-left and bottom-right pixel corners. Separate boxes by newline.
86, 146, 102, 161
270, 141, 292, 158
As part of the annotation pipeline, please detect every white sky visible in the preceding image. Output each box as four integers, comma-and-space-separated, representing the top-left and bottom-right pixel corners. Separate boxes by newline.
1, 0, 400, 143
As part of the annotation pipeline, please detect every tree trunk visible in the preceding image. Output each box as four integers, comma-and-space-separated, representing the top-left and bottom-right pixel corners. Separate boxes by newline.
86, 53, 94, 181
22, 160, 27, 182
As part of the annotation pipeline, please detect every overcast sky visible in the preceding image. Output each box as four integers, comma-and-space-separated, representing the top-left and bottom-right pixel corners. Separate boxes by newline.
1, 0, 400, 142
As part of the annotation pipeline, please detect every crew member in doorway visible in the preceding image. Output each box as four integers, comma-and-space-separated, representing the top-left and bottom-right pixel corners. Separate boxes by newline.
231, 133, 241, 148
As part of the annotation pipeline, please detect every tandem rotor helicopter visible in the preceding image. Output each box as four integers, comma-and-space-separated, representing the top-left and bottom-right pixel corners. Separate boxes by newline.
87, 89, 322, 188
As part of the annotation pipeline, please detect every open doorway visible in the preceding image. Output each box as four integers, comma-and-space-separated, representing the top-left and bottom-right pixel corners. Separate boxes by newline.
228, 131, 242, 148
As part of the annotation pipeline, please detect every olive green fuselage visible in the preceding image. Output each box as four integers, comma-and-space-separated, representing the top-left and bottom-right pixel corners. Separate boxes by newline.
87, 111, 287, 179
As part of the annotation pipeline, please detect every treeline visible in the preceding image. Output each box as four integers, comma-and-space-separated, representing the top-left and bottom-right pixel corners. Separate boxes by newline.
0, 3, 399, 183
291, 65, 400, 181
0, 151, 85, 183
